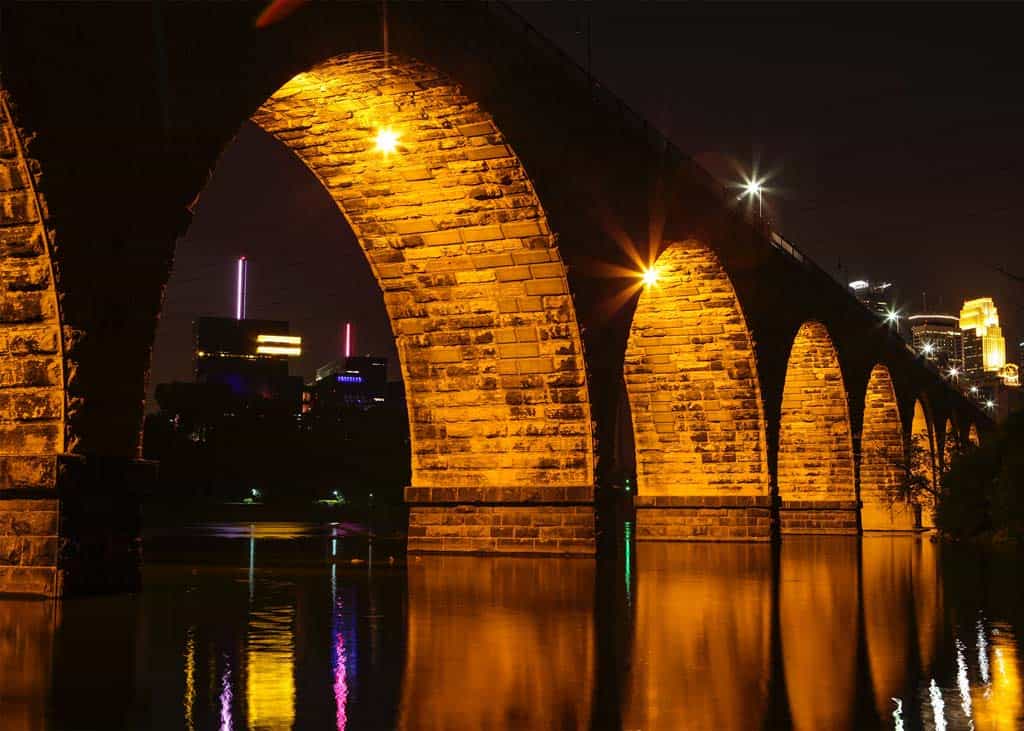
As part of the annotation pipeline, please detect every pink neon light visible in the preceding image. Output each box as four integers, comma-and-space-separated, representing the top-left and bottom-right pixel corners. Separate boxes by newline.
344, 322, 351, 358
235, 256, 247, 320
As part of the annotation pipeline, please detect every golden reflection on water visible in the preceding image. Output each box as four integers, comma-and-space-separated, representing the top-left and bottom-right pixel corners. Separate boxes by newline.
862, 535, 914, 720
0, 600, 57, 731
974, 623, 1022, 729
912, 538, 943, 670
247, 604, 297, 731
781, 537, 859, 731
624, 542, 771, 731
183, 626, 196, 731
398, 556, 595, 730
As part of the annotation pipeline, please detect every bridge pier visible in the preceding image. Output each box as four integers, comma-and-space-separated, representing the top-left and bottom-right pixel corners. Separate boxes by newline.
405, 487, 595, 555
0, 455, 151, 597
634, 496, 772, 542
777, 500, 859, 535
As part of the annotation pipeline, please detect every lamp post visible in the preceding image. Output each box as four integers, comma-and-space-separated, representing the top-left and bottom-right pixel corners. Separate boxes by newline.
743, 178, 764, 218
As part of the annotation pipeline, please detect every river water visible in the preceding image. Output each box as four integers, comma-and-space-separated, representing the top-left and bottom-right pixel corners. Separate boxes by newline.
1, 522, 1020, 730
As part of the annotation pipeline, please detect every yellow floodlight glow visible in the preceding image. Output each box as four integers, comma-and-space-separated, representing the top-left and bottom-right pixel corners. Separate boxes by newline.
256, 345, 302, 357
256, 334, 302, 345
374, 127, 400, 156
642, 267, 659, 287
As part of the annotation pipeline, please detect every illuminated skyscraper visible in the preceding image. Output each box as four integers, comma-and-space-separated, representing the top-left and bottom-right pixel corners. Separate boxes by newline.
849, 279, 899, 327
908, 314, 962, 371
959, 298, 1006, 383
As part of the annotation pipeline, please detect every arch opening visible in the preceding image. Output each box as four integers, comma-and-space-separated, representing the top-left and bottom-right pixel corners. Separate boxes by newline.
910, 398, 937, 528
968, 422, 981, 447
860, 365, 917, 531
248, 53, 595, 553
941, 418, 958, 475
623, 239, 770, 541
777, 321, 856, 534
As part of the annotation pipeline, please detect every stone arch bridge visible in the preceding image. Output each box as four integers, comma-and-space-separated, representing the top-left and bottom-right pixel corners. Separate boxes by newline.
0, 3, 990, 595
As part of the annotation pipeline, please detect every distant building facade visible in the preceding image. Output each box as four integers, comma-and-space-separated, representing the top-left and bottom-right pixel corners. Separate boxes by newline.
847, 278, 897, 319
908, 314, 962, 371
193, 316, 303, 415
306, 356, 388, 418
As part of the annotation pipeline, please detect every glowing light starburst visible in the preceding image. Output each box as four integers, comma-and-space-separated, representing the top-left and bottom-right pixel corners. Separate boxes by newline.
642, 267, 659, 287
374, 127, 400, 156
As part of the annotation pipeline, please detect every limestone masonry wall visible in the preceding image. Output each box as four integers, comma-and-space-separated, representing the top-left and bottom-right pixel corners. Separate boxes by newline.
624, 240, 769, 498
0, 91, 64, 594
860, 365, 916, 530
777, 322, 856, 502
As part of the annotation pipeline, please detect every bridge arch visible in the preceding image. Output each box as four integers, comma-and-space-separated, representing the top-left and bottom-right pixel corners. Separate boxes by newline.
860, 365, 916, 530
940, 417, 959, 474
967, 422, 981, 447
624, 239, 770, 539
910, 398, 937, 527
0, 94, 65, 474
776, 321, 856, 532
247, 53, 594, 551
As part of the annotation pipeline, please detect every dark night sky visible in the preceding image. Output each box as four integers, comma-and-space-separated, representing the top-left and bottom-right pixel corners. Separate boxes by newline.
148, 2, 1024, 407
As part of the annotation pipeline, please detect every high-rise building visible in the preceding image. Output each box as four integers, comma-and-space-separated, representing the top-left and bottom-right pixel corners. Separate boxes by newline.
959, 298, 1006, 384
307, 356, 388, 416
194, 316, 303, 413
849, 279, 898, 327
908, 314, 962, 372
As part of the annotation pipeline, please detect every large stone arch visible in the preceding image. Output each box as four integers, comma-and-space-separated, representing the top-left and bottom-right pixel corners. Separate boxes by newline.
623, 239, 770, 541
910, 398, 937, 528
940, 417, 958, 474
0, 93, 65, 596
777, 321, 857, 534
860, 365, 917, 531
249, 53, 594, 553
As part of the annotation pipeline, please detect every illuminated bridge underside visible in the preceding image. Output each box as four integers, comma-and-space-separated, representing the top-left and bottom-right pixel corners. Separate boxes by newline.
251, 53, 594, 554
624, 241, 770, 541
860, 365, 917, 531
777, 322, 857, 534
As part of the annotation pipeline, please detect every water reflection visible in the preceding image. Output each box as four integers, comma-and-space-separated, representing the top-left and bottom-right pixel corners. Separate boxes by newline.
862, 536, 915, 720
398, 556, 595, 730
780, 537, 859, 731
0, 600, 56, 731
0, 522, 1021, 730
974, 623, 1022, 729
623, 543, 771, 730
246, 603, 295, 729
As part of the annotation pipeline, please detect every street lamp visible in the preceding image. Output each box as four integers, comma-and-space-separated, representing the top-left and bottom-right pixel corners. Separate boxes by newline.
947, 366, 959, 380
884, 308, 900, 328
741, 177, 766, 217
985, 399, 995, 410
921, 342, 935, 357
